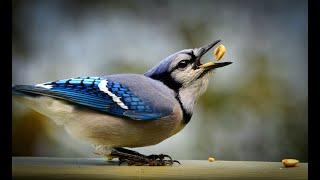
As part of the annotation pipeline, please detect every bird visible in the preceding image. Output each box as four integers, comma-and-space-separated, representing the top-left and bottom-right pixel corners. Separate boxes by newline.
12, 40, 232, 166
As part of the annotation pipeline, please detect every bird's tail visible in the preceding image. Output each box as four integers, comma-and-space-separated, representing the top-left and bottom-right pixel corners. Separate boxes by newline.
12, 84, 44, 97
12, 85, 46, 114
12, 85, 70, 126
12, 84, 41, 110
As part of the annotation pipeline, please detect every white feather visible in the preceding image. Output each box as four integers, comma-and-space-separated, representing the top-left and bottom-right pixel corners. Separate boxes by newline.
98, 80, 129, 110
35, 83, 53, 89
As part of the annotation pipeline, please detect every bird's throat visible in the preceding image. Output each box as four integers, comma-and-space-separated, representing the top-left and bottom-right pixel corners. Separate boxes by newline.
176, 93, 193, 124
176, 79, 209, 124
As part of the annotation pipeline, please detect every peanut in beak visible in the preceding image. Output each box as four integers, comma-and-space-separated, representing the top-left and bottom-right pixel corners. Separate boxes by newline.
214, 44, 226, 61
199, 44, 227, 68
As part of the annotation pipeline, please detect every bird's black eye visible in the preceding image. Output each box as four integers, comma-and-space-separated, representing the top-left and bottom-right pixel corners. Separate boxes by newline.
177, 60, 189, 69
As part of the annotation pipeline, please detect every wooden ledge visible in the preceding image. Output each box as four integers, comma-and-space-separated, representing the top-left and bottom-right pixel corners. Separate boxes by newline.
12, 157, 308, 180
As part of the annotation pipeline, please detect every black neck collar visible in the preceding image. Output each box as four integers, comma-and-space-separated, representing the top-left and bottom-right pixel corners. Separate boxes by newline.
148, 74, 192, 124
175, 93, 192, 124
149, 73, 182, 91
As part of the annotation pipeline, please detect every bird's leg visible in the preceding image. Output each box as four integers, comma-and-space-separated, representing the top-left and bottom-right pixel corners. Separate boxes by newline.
110, 148, 180, 166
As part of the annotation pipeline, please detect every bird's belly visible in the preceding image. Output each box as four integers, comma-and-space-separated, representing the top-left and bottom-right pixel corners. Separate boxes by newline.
13, 95, 185, 148
64, 106, 184, 148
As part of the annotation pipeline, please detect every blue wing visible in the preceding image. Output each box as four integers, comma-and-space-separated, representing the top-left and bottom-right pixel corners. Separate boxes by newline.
12, 76, 168, 121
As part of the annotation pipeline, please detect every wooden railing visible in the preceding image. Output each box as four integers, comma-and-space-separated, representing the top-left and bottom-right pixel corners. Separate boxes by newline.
12, 157, 308, 180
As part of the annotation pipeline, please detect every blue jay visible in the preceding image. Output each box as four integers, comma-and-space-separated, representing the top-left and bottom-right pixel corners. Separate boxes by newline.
12, 40, 232, 166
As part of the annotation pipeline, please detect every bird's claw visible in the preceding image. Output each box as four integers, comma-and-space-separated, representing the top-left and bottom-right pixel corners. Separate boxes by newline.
111, 149, 180, 166
125, 154, 180, 166
145, 154, 180, 166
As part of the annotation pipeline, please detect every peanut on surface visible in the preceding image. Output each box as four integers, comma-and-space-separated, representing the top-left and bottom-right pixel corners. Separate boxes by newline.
208, 157, 215, 162
282, 159, 299, 167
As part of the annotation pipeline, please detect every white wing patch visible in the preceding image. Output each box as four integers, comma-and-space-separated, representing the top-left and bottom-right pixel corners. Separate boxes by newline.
35, 82, 53, 89
98, 80, 129, 110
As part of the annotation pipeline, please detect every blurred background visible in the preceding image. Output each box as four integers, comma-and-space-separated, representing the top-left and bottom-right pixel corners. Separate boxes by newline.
12, 0, 307, 162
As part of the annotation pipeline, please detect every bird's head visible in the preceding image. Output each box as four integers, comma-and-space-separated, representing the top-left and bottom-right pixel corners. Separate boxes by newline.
145, 40, 232, 93
144, 40, 232, 122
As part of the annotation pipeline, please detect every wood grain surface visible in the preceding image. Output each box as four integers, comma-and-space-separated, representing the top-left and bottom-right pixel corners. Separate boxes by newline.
12, 157, 308, 180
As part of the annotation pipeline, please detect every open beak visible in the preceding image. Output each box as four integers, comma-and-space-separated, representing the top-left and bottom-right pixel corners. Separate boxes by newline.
195, 40, 232, 70
199, 61, 233, 69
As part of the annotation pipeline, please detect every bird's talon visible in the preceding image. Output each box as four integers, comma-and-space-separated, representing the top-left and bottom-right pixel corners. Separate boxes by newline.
173, 160, 181, 164
110, 148, 179, 166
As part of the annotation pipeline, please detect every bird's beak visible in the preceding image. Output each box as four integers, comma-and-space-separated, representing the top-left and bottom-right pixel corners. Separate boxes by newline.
199, 61, 233, 69
195, 40, 232, 70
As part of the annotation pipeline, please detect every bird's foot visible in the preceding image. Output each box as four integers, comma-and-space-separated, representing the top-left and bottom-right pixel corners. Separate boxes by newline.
144, 154, 181, 166
111, 148, 180, 166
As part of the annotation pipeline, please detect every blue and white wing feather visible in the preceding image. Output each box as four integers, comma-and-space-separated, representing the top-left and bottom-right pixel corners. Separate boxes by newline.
12, 76, 169, 121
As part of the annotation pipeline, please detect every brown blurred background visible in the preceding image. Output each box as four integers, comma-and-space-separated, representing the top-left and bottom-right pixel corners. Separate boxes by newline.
12, 0, 307, 161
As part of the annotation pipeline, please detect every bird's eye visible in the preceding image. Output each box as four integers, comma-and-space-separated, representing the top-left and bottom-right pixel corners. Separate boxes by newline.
177, 60, 189, 69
